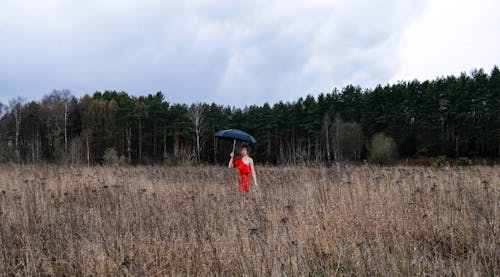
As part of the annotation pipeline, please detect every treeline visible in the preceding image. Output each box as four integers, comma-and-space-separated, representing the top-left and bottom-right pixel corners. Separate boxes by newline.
0, 67, 499, 165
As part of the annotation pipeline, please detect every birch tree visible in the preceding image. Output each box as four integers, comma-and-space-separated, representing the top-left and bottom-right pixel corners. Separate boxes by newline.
9, 97, 24, 161
188, 103, 205, 162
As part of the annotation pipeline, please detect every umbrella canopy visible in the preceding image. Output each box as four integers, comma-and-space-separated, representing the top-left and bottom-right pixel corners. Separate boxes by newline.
215, 129, 257, 143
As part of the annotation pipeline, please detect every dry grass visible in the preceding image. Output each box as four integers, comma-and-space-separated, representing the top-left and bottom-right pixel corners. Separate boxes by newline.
0, 164, 498, 276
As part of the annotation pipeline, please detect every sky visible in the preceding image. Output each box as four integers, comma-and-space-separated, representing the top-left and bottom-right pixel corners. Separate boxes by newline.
0, 0, 499, 107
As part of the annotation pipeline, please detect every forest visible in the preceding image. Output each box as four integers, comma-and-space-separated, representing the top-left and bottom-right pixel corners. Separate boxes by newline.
0, 67, 499, 165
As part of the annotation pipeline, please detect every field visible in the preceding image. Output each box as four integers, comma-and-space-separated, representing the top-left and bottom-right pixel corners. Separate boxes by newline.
0, 164, 498, 276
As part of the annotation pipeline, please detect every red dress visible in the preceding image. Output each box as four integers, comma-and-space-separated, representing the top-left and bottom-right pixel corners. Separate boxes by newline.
233, 156, 252, 192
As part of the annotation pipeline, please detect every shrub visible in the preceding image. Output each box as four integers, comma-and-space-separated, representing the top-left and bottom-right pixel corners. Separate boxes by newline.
457, 157, 472, 166
103, 148, 120, 165
368, 132, 398, 165
431, 155, 447, 167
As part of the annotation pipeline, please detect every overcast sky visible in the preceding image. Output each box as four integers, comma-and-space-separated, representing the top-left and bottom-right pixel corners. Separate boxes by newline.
0, 0, 498, 107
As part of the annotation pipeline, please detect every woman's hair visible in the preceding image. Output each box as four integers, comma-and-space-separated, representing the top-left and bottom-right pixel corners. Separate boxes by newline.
241, 144, 250, 154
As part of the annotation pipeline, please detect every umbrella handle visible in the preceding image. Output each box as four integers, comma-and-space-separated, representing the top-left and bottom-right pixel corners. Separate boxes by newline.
232, 139, 236, 153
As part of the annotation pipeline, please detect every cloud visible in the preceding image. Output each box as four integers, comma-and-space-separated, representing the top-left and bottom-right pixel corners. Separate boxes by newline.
391, 0, 500, 83
0, 0, 427, 106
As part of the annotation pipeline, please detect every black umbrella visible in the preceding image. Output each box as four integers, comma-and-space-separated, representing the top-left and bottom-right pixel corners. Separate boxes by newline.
215, 129, 257, 153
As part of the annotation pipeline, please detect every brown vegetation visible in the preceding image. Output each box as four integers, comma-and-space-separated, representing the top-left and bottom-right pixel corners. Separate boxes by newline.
0, 165, 498, 275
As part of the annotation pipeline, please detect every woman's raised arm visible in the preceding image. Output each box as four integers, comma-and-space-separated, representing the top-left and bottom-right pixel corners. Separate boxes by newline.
228, 152, 234, 168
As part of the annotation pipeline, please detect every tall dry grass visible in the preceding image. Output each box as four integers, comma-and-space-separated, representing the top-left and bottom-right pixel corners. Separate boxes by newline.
0, 164, 498, 275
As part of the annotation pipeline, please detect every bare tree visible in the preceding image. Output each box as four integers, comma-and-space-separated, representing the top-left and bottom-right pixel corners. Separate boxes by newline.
126, 123, 132, 164
42, 89, 73, 163
61, 90, 71, 159
188, 103, 205, 162
135, 101, 148, 162
330, 117, 364, 161
331, 116, 341, 161
0, 102, 5, 116
80, 95, 94, 166
0, 102, 6, 162
322, 113, 331, 162
9, 97, 25, 161
163, 122, 167, 160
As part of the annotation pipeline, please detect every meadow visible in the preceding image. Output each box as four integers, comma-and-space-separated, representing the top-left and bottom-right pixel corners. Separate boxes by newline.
0, 164, 498, 276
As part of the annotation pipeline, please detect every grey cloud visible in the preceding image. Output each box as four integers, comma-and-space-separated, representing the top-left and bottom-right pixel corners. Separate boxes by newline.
0, 0, 427, 106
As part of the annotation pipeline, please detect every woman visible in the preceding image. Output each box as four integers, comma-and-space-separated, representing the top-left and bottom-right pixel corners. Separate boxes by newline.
228, 145, 259, 192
